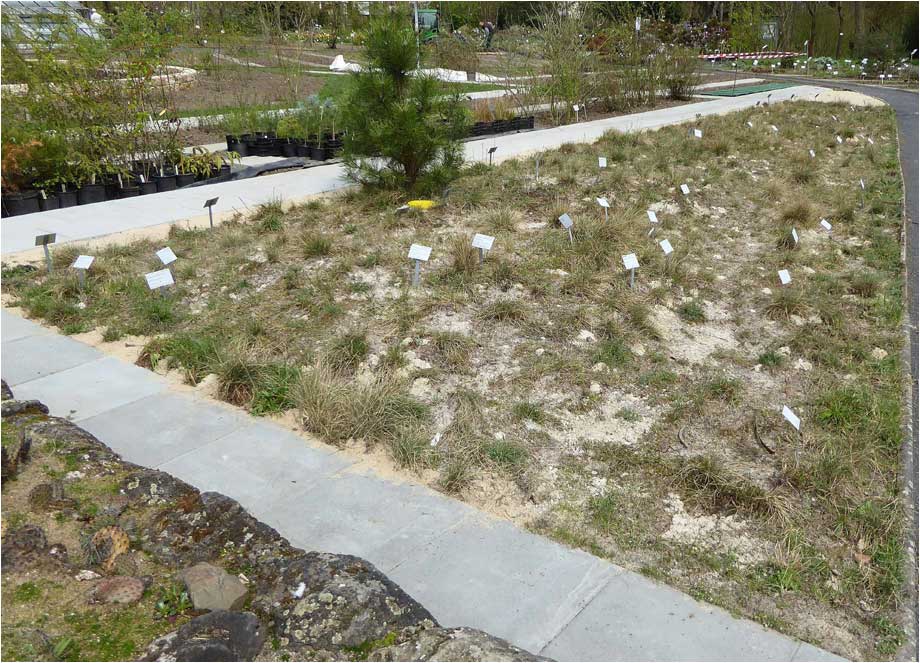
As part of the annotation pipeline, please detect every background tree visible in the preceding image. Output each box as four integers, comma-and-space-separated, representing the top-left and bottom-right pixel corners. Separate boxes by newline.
340, 14, 469, 194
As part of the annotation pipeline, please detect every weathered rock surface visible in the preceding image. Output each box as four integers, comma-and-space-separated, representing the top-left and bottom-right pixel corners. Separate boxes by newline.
1, 399, 49, 418
371, 626, 550, 662
142, 610, 266, 662
178, 562, 248, 611
1, 379, 13, 400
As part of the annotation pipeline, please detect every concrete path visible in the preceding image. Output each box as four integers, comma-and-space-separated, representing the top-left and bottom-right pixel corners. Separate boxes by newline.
1, 84, 823, 257
0, 308, 840, 661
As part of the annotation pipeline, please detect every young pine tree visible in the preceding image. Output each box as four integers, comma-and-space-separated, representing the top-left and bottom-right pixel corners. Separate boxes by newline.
341, 15, 470, 194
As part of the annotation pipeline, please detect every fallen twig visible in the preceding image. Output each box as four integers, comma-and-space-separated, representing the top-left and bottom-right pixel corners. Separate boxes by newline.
752, 412, 775, 454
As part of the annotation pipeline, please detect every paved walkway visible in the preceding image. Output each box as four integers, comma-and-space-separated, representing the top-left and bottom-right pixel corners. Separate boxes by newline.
1, 309, 839, 661
1, 84, 822, 258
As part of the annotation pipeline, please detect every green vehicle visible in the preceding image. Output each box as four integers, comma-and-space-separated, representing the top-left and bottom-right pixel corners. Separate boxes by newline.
417, 8, 439, 43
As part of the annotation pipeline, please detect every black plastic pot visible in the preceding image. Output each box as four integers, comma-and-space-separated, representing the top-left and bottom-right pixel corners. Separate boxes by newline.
4, 190, 40, 216
118, 186, 141, 198
139, 181, 158, 196
39, 192, 61, 211
296, 143, 310, 158
281, 141, 298, 157
219, 164, 231, 177
309, 144, 326, 161
59, 189, 78, 208
226, 134, 241, 152
154, 175, 177, 192
176, 173, 196, 188
77, 183, 106, 206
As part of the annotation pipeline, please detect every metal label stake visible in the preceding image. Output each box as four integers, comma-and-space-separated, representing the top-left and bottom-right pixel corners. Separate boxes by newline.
407, 243, 432, 287
35, 233, 56, 273
204, 197, 219, 229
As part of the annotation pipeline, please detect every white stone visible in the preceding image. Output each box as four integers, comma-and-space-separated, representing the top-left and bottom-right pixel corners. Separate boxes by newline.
871, 347, 888, 360
794, 358, 813, 371
493, 431, 506, 441
535, 348, 545, 356
75, 570, 102, 581
778, 346, 792, 356
589, 382, 602, 394
577, 329, 597, 343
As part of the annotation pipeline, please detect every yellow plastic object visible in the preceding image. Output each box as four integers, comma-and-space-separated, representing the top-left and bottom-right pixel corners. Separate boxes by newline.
407, 199, 436, 210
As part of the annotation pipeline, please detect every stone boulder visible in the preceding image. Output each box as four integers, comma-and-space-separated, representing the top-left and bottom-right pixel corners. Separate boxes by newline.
371, 627, 551, 662
253, 552, 435, 659
142, 611, 265, 662
1, 399, 49, 418
1, 379, 12, 400
178, 562, 248, 612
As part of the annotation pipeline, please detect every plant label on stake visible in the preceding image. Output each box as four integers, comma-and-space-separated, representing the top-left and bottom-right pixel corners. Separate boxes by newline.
835, 135, 843, 144
778, 269, 791, 285
558, 213, 574, 244
782, 405, 801, 431
145, 268, 175, 297
35, 233, 56, 273
487, 146, 498, 166
746, 121, 754, 128
598, 156, 607, 168
622, 253, 639, 288
809, 149, 816, 158
680, 183, 690, 196
646, 210, 659, 225
692, 129, 703, 139
820, 219, 832, 232
471, 233, 494, 264
659, 239, 673, 256
156, 247, 177, 265
573, 104, 580, 122
770, 124, 779, 133
867, 137, 874, 145
72, 255, 94, 291
204, 197, 219, 229
408, 243, 431, 286
791, 227, 799, 246
596, 197, 610, 222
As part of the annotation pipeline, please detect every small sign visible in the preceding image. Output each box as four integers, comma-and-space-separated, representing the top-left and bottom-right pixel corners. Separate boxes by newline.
145, 268, 175, 290
831, 114, 838, 122
659, 239, 673, 255
646, 210, 659, 224
622, 253, 639, 270
598, 157, 607, 168
778, 269, 791, 285
471, 233, 494, 250
820, 219, 832, 231
680, 183, 690, 196
488, 146, 498, 155
836, 135, 843, 144
72, 255, 95, 270
746, 121, 754, 128
782, 405, 801, 431
558, 213, 573, 229
34, 233, 56, 246
867, 137, 875, 145
693, 129, 703, 139
596, 197, 610, 208
770, 124, 779, 132
809, 149, 815, 158
156, 247, 178, 265
408, 244, 432, 262
203, 197, 219, 208
859, 179, 866, 190
573, 104, 580, 112
791, 227, 799, 245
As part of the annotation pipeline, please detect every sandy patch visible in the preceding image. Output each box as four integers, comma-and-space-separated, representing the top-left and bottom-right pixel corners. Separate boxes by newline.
662, 493, 772, 566
813, 90, 886, 108
348, 266, 401, 301
555, 389, 660, 449
650, 304, 739, 364
69, 328, 151, 364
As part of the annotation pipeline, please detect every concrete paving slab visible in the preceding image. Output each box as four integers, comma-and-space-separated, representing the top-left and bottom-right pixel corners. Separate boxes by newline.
262, 471, 470, 564
165, 420, 355, 490
538, 569, 842, 661
158, 442, 277, 506
78, 392, 248, 468
2, 333, 104, 386
1, 309, 52, 342
384, 516, 622, 655
12, 356, 166, 422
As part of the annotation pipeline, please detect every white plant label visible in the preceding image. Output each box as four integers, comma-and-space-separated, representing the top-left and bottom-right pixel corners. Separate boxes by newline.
746, 121, 754, 128
145, 268, 175, 290
859, 179, 866, 190
836, 135, 843, 144
622, 253, 639, 270
156, 247, 177, 265
778, 269, 792, 285
408, 244, 432, 262
646, 210, 659, 225
770, 124, 778, 132
791, 227, 799, 245
558, 213, 573, 229
573, 104, 580, 112
471, 233, 495, 251
809, 149, 816, 158
782, 405, 801, 431
831, 114, 838, 121
820, 219, 832, 231
867, 137, 874, 145
680, 184, 690, 195
72, 255, 95, 270
596, 197, 610, 208
659, 239, 673, 255
598, 156, 607, 168
693, 129, 703, 139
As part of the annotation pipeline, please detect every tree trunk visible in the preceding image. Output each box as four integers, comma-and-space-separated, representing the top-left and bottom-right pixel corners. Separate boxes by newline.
806, 3, 817, 56
835, 3, 844, 59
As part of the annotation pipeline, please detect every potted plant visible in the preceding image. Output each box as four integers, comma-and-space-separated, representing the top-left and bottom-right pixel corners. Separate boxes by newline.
276, 115, 301, 157
1, 139, 42, 216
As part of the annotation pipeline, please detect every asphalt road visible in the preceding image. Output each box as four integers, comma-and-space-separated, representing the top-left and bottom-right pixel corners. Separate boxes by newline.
766, 75, 918, 662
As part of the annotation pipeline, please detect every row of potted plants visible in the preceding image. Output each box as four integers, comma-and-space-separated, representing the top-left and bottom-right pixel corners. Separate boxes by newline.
226, 132, 345, 161
469, 115, 536, 136
1, 149, 240, 218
